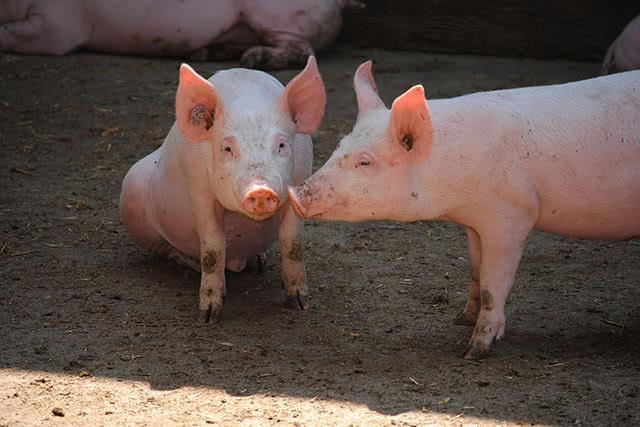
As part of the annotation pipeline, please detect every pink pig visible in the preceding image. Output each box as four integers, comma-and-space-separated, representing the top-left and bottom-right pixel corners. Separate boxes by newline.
0, 0, 362, 69
289, 61, 640, 359
603, 15, 640, 74
120, 57, 325, 321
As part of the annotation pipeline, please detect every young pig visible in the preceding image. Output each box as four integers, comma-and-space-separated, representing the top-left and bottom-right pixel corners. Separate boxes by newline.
120, 57, 325, 321
288, 61, 640, 359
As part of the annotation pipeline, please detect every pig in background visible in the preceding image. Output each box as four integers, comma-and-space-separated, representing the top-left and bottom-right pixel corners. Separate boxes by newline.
289, 61, 640, 359
603, 15, 640, 74
0, 0, 363, 70
120, 57, 325, 321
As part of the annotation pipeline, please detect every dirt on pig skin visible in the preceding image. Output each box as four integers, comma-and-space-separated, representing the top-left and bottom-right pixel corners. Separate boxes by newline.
1, 47, 639, 426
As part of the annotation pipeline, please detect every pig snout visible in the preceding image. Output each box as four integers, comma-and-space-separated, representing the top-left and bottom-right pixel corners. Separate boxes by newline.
287, 186, 309, 218
288, 181, 336, 219
242, 185, 279, 218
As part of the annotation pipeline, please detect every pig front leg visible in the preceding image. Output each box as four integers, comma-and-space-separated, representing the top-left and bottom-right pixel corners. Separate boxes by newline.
193, 199, 227, 322
463, 222, 532, 359
278, 202, 309, 309
240, 34, 314, 70
455, 227, 482, 326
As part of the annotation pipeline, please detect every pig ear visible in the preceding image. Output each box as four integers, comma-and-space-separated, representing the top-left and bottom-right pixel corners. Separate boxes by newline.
388, 85, 433, 161
354, 60, 385, 114
279, 56, 326, 134
175, 63, 220, 143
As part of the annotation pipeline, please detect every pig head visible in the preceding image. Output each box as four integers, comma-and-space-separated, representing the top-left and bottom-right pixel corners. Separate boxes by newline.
176, 58, 325, 222
289, 61, 439, 223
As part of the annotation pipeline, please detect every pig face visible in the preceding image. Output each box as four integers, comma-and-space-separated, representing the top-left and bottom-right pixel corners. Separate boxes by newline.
176, 57, 325, 221
289, 61, 436, 222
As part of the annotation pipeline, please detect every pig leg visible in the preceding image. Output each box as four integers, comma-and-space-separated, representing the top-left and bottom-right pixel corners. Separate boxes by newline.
455, 227, 482, 326
191, 196, 227, 322
240, 34, 313, 70
0, 2, 89, 55
278, 203, 309, 309
463, 223, 531, 359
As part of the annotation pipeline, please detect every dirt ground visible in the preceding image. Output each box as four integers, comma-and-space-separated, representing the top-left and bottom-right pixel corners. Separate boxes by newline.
1, 46, 639, 426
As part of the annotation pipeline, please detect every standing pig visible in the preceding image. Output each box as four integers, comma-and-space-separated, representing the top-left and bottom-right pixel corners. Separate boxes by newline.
603, 15, 640, 74
288, 61, 640, 359
120, 57, 325, 321
0, 0, 363, 70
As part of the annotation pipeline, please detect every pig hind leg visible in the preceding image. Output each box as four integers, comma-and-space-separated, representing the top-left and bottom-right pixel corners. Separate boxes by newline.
240, 36, 314, 70
120, 161, 168, 256
0, 2, 90, 55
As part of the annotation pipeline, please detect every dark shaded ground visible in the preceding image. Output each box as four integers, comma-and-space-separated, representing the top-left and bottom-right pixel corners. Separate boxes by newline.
1, 46, 639, 426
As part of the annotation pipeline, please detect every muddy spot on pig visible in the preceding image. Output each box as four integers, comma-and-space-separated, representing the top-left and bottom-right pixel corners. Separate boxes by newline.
288, 241, 304, 262
201, 249, 219, 274
481, 288, 495, 311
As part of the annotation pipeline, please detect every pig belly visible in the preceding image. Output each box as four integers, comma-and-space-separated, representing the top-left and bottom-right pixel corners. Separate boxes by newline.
533, 156, 640, 240
84, 1, 238, 55
156, 208, 278, 267
223, 211, 278, 262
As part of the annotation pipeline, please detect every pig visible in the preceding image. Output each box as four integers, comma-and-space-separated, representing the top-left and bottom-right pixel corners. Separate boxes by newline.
0, 0, 363, 70
288, 61, 640, 359
119, 56, 325, 321
603, 15, 640, 75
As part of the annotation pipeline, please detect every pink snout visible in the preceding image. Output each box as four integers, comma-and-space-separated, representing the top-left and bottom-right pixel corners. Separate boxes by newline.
287, 186, 309, 218
242, 186, 279, 217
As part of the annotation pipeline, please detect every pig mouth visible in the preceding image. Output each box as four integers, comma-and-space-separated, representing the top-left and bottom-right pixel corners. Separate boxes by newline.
287, 186, 334, 220
287, 186, 309, 218
240, 210, 279, 222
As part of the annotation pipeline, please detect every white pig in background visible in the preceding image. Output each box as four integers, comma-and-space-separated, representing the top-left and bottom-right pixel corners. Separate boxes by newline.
289, 61, 640, 359
0, 0, 363, 70
120, 57, 325, 321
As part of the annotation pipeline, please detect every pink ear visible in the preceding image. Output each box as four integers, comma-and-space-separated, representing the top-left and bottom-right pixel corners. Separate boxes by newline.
175, 64, 220, 143
354, 60, 385, 114
279, 56, 326, 134
388, 85, 433, 162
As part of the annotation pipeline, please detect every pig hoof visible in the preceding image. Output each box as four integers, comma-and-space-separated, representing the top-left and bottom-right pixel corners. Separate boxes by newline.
199, 297, 225, 323
454, 311, 477, 326
284, 291, 309, 310
463, 342, 490, 360
241, 47, 272, 70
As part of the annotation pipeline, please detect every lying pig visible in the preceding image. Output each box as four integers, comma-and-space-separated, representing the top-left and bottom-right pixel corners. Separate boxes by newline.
289, 61, 640, 359
120, 57, 325, 321
0, 0, 363, 70
603, 15, 640, 74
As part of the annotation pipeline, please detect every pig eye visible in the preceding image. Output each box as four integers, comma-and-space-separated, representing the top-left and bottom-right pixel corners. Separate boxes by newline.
355, 153, 375, 169
220, 137, 237, 160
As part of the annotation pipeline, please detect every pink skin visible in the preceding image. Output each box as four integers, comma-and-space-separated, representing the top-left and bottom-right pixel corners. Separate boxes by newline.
289, 61, 640, 359
120, 56, 326, 321
0, 0, 364, 70
603, 15, 640, 74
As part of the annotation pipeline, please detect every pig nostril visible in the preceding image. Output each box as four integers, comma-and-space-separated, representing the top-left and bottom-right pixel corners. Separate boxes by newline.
243, 187, 279, 215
